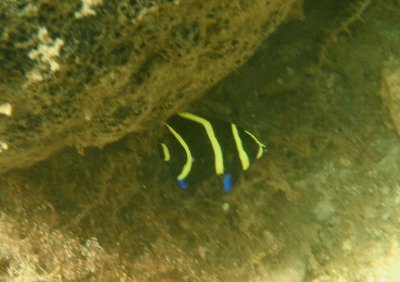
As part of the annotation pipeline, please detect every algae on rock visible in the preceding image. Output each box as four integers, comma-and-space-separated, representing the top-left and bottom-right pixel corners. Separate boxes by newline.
0, 0, 299, 174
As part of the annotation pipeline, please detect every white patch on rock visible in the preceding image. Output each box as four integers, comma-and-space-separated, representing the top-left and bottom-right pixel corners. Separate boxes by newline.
75, 0, 103, 19
27, 27, 64, 79
0, 103, 12, 116
0, 141, 9, 153
313, 197, 335, 222
132, 6, 160, 25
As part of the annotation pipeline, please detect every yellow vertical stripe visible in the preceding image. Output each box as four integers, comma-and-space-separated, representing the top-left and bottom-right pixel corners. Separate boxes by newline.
179, 112, 224, 175
244, 130, 266, 159
160, 143, 170, 161
231, 124, 250, 170
165, 123, 193, 180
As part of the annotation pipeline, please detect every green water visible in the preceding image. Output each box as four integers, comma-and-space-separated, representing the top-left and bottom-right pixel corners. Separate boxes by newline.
2, 0, 400, 281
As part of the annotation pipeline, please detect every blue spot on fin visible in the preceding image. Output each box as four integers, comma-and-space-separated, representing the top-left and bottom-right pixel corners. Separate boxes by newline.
178, 179, 189, 189
223, 174, 232, 192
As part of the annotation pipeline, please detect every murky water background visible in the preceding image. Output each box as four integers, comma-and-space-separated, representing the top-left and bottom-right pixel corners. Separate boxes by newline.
1, 0, 400, 281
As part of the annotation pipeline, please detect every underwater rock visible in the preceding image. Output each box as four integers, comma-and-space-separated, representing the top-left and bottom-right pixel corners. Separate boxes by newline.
0, 0, 300, 174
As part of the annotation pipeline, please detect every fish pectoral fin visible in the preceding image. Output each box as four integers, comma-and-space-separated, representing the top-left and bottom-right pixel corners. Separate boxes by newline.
223, 173, 233, 193
178, 179, 189, 189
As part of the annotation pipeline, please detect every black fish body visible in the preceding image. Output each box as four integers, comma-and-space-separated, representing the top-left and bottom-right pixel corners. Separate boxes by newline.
159, 112, 266, 192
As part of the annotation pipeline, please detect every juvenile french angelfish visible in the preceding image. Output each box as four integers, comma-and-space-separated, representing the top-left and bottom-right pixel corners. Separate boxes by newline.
158, 112, 266, 192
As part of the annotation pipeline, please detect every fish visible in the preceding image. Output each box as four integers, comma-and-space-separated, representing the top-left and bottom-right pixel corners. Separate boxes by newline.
159, 112, 266, 192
